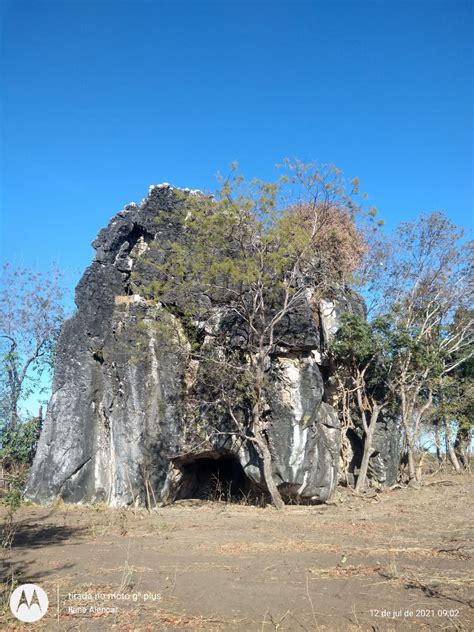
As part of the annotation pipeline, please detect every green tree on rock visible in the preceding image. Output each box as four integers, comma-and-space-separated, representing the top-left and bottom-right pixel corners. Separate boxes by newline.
140, 162, 368, 508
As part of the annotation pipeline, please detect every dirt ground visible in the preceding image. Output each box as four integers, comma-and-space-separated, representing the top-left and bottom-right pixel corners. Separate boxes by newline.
0, 474, 472, 631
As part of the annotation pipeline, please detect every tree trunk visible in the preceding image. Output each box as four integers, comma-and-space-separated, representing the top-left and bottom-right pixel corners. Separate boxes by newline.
454, 425, 472, 471
355, 405, 380, 493
252, 361, 285, 510
445, 421, 461, 473
355, 432, 373, 493
340, 430, 353, 486
407, 446, 417, 481
400, 396, 416, 481
434, 421, 443, 464
9, 389, 20, 431
415, 450, 427, 481
254, 429, 285, 510
401, 413, 418, 481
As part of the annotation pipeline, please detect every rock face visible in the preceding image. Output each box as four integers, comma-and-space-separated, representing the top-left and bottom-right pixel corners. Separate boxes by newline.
26, 185, 397, 506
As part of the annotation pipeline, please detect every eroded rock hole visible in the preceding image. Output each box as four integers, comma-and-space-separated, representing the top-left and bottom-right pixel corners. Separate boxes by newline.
176, 454, 249, 501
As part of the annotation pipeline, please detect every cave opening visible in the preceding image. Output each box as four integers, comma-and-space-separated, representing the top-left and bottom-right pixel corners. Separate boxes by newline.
175, 452, 250, 502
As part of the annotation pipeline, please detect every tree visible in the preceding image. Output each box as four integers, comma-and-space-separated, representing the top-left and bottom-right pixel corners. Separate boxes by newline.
365, 214, 473, 481
140, 162, 368, 508
331, 314, 394, 491
429, 353, 473, 472
453, 355, 474, 470
0, 264, 64, 458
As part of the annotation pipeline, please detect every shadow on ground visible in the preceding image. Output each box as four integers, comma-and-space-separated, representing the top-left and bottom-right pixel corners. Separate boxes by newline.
11, 522, 87, 550
1, 511, 85, 587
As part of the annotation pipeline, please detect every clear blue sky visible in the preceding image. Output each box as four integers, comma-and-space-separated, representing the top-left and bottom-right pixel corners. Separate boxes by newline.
1, 0, 473, 292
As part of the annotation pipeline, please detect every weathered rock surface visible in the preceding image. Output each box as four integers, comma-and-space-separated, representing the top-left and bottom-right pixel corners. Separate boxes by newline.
26, 185, 397, 506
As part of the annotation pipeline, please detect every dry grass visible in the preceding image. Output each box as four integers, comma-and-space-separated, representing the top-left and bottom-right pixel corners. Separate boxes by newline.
198, 539, 343, 555
198, 538, 468, 560
306, 564, 382, 578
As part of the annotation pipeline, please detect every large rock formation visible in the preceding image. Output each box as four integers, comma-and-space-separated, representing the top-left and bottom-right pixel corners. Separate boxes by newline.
26, 185, 397, 506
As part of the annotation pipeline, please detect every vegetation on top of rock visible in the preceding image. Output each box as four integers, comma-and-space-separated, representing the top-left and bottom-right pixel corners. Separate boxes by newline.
133, 161, 375, 508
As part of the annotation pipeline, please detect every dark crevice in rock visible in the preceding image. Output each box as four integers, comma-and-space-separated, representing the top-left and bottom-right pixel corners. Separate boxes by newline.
59, 456, 92, 491
164, 305, 207, 351
92, 349, 104, 364
174, 452, 250, 501
127, 224, 154, 250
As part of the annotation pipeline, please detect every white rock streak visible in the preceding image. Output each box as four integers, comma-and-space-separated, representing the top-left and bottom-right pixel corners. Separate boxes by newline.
280, 359, 308, 478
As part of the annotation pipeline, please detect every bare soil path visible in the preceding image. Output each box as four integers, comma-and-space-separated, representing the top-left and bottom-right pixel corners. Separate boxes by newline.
1, 474, 472, 630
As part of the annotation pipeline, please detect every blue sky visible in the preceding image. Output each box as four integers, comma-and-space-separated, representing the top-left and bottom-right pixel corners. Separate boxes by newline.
1, 0, 473, 295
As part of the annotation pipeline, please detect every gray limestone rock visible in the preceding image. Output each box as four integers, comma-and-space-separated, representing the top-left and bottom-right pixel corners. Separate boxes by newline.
26, 184, 398, 506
